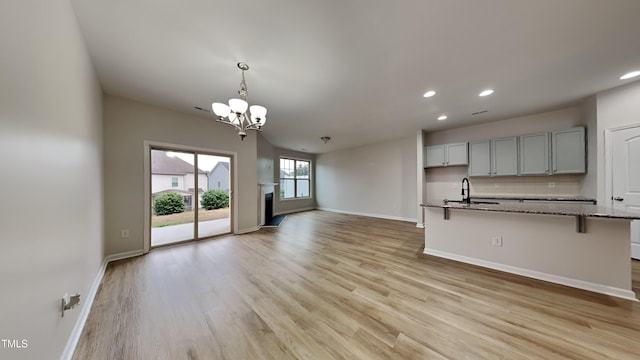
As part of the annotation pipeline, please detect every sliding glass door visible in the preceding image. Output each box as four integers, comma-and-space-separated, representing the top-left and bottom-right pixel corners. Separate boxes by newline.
150, 147, 231, 247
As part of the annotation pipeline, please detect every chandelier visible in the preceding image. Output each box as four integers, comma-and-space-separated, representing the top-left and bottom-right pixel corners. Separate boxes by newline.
212, 62, 267, 140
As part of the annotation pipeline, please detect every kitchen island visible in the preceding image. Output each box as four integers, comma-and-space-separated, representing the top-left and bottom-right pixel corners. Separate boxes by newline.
422, 201, 640, 300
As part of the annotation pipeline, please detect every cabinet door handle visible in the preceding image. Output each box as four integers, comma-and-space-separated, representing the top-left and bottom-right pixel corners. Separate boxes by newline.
613, 197, 624, 201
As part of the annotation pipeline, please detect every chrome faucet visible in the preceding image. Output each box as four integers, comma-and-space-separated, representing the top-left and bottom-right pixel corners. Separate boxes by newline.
461, 177, 470, 204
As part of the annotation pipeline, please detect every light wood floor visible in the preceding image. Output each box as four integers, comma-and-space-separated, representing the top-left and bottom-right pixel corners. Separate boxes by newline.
74, 210, 640, 360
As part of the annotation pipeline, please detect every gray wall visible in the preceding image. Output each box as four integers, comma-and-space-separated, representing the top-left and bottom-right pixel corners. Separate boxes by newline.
316, 136, 418, 222
257, 133, 275, 184
0, 0, 104, 358
256, 134, 317, 215
103, 96, 259, 256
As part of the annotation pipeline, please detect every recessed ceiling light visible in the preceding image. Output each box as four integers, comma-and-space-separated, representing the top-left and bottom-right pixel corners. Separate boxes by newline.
620, 71, 640, 80
437, 115, 448, 121
423, 90, 436, 98
479, 89, 494, 97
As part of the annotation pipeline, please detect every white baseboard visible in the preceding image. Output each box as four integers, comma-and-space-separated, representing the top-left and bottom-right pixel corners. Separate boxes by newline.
416, 223, 425, 228
105, 249, 144, 263
60, 250, 144, 360
237, 226, 261, 234
318, 207, 417, 223
59, 258, 107, 360
424, 248, 638, 302
632, 242, 640, 260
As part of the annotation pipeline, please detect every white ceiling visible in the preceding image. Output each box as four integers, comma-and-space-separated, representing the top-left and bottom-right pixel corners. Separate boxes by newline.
71, 0, 640, 153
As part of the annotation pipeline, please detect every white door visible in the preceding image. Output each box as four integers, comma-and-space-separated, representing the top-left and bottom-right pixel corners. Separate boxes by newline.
611, 126, 640, 260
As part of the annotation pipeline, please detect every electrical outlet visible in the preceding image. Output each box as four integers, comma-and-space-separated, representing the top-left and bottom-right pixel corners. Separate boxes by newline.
548, 181, 556, 188
121, 229, 129, 238
491, 236, 503, 246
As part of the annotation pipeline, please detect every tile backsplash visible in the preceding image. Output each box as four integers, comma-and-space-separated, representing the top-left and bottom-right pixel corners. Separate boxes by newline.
424, 167, 587, 201
470, 175, 581, 197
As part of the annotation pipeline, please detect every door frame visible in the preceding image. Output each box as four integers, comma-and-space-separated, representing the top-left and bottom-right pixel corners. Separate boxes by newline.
143, 140, 237, 254
605, 123, 640, 260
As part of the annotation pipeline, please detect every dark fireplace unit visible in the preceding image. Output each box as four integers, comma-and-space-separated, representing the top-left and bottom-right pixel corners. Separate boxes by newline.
264, 192, 274, 222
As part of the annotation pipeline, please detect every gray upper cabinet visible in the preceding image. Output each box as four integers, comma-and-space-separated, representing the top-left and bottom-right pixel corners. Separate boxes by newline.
446, 143, 469, 166
468, 141, 491, 176
519, 132, 550, 175
424, 145, 446, 167
467, 127, 585, 177
424, 142, 468, 168
469, 137, 518, 176
552, 127, 585, 174
492, 137, 519, 176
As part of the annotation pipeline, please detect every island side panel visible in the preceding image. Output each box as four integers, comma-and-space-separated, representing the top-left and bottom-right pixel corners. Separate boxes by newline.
423, 207, 632, 299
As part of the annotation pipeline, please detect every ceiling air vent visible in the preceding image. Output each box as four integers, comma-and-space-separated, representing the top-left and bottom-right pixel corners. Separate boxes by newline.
195, 106, 210, 112
472, 110, 488, 116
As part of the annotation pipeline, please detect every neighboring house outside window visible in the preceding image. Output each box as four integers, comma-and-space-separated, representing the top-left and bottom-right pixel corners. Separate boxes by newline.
171, 177, 179, 187
208, 162, 230, 192
280, 158, 311, 199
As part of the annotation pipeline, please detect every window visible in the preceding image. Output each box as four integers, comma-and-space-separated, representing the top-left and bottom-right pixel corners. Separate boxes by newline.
171, 177, 178, 187
280, 158, 311, 199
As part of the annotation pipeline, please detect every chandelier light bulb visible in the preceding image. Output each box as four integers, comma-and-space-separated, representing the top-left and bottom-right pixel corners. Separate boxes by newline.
249, 105, 267, 122
229, 98, 248, 114
212, 102, 230, 117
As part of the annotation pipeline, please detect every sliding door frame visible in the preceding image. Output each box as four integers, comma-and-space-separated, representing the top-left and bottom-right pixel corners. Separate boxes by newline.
143, 140, 237, 254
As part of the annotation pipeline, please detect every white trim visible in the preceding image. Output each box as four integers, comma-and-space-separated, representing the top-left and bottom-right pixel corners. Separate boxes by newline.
632, 242, 640, 260
416, 131, 426, 230
278, 156, 314, 200
105, 249, 144, 263
237, 226, 261, 234
143, 141, 239, 251
423, 248, 638, 301
318, 207, 417, 223
60, 250, 144, 360
59, 259, 107, 360
274, 207, 316, 216
605, 125, 640, 258
605, 123, 640, 205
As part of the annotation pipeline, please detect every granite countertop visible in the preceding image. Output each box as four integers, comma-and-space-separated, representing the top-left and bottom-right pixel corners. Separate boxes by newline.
421, 201, 640, 220
470, 195, 597, 202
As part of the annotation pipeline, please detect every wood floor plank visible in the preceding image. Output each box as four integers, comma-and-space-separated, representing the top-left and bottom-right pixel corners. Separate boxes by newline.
73, 210, 640, 360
